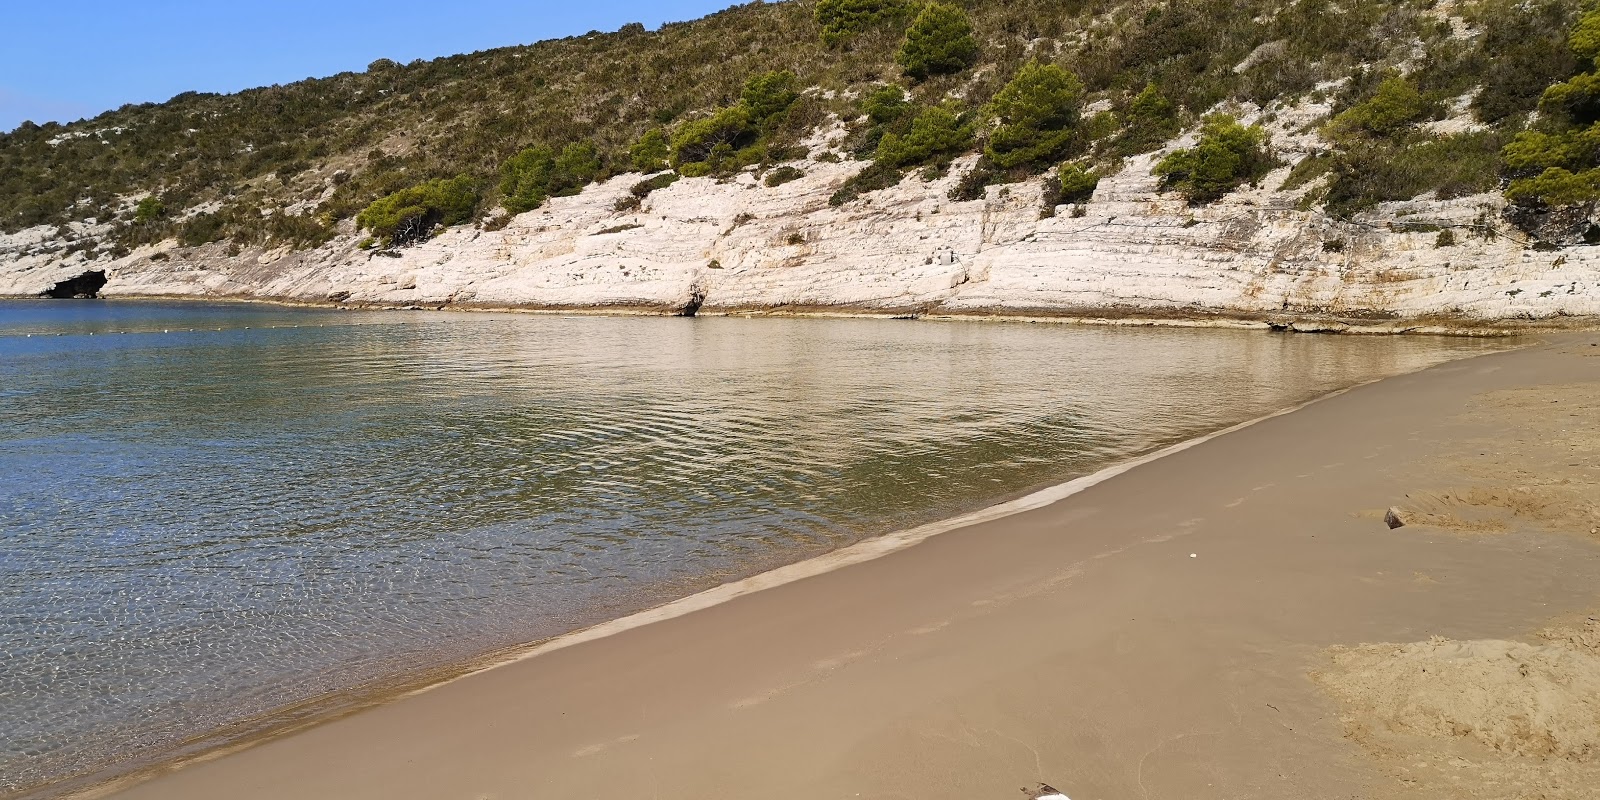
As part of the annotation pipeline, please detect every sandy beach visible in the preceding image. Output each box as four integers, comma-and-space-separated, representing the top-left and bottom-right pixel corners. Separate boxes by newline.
82, 333, 1600, 800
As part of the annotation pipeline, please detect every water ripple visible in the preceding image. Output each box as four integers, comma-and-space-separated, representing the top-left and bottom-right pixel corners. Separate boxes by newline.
0, 301, 1502, 795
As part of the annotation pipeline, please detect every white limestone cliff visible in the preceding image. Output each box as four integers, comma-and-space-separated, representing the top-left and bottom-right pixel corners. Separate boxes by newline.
4, 107, 1598, 332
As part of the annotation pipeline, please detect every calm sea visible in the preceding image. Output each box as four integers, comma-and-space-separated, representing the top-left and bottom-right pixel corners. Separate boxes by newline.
0, 300, 1502, 795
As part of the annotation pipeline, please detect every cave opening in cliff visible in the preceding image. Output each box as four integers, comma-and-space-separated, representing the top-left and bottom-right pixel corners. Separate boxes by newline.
679, 287, 706, 317
42, 271, 107, 299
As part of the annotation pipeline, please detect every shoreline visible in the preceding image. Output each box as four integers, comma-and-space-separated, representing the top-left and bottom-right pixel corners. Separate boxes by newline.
16, 335, 1528, 800
5, 292, 1592, 336
70, 331, 1600, 800
20, 365, 1392, 800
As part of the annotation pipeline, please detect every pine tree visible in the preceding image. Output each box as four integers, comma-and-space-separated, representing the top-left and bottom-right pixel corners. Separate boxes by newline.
629, 129, 671, 173
815, 0, 911, 47
1155, 115, 1275, 203
741, 70, 800, 121
875, 104, 972, 167
982, 61, 1083, 169
1110, 83, 1180, 156
897, 3, 979, 80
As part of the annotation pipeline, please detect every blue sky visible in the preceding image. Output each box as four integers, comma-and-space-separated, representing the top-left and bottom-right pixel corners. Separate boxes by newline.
1, 0, 742, 132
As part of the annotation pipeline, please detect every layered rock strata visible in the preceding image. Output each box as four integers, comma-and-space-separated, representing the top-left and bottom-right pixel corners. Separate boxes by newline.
4, 111, 1597, 332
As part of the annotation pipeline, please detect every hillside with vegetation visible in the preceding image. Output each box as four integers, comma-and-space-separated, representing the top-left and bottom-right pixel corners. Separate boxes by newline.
1, 0, 1597, 291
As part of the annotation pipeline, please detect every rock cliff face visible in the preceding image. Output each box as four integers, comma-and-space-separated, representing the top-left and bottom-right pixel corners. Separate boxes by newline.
4, 110, 1598, 330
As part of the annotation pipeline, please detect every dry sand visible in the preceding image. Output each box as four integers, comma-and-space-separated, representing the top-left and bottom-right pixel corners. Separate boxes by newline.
78, 334, 1600, 800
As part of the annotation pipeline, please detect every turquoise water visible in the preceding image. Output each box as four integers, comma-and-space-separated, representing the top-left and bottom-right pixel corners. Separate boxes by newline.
0, 300, 1502, 796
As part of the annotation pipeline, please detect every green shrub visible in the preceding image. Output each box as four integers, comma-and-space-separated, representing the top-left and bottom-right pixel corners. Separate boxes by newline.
741, 70, 801, 121
500, 146, 555, 213
764, 165, 806, 186
829, 162, 904, 205
180, 212, 225, 247
875, 104, 972, 168
357, 175, 478, 246
1326, 132, 1502, 216
668, 69, 795, 175
1106, 84, 1180, 157
1237, 40, 1323, 106
982, 61, 1084, 170
632, 171, 680, 197
1154, 114, 1275, 203
1506, 167, 1600, 206
1469, 0, 1582, 122
1328, 76, 1428, 138
897, 3, 980, 80
267, 212, 336, 248
1083, 110, 1119, 144
1056, 162, 1099, 204
1502, 124, 1600, 174
678, 161, 714, 178
672, 105, 757, 167
1536, 8, 1600, 127
1500, 8, 1600, 209
630, 128, 671, 173
1573, 7, 1600, 62
1540, 72, 1600, 125
848, 86, 911, 159
615, 171, 680, 210
815, 0, 911, 46
707, 142, 737, 172
499, 142, 602, 213
134, 196, 165, 223
553, 142, 603, 193
1280, 153, 1334, 191
767, 144, 812, 163
862, 84, 910, 125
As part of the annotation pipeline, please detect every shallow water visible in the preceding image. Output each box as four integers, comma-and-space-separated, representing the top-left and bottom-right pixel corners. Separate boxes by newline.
0, 300, 1504, 795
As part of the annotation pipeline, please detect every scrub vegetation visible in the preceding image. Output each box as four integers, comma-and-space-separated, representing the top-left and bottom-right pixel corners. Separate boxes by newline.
0, 0, 1593, 255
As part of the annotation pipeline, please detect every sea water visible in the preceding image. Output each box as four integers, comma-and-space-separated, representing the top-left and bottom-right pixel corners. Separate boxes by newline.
0, 300, 1503, 795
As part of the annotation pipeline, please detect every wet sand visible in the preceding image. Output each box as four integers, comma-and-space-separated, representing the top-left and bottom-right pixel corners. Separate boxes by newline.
93, 334, 1600, 800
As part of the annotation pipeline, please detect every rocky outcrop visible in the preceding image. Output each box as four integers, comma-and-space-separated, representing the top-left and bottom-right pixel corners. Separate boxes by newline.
1504, 202, 1600, 248
3, 109, 1598, 331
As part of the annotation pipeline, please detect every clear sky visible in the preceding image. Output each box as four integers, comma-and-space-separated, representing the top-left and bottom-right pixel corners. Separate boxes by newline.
1, 0, 743, 132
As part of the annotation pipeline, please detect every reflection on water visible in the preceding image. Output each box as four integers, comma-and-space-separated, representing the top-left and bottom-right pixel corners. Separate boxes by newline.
0, 300, 1503, 794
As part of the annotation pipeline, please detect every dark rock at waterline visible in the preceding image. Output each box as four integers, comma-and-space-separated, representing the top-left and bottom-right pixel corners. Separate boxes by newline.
678, 286, 706, 317
41, 270, 107, 299
1504, 201, 1600, 247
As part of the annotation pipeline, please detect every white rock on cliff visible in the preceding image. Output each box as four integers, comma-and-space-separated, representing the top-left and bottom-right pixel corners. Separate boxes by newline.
4, 116, 1597, 328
